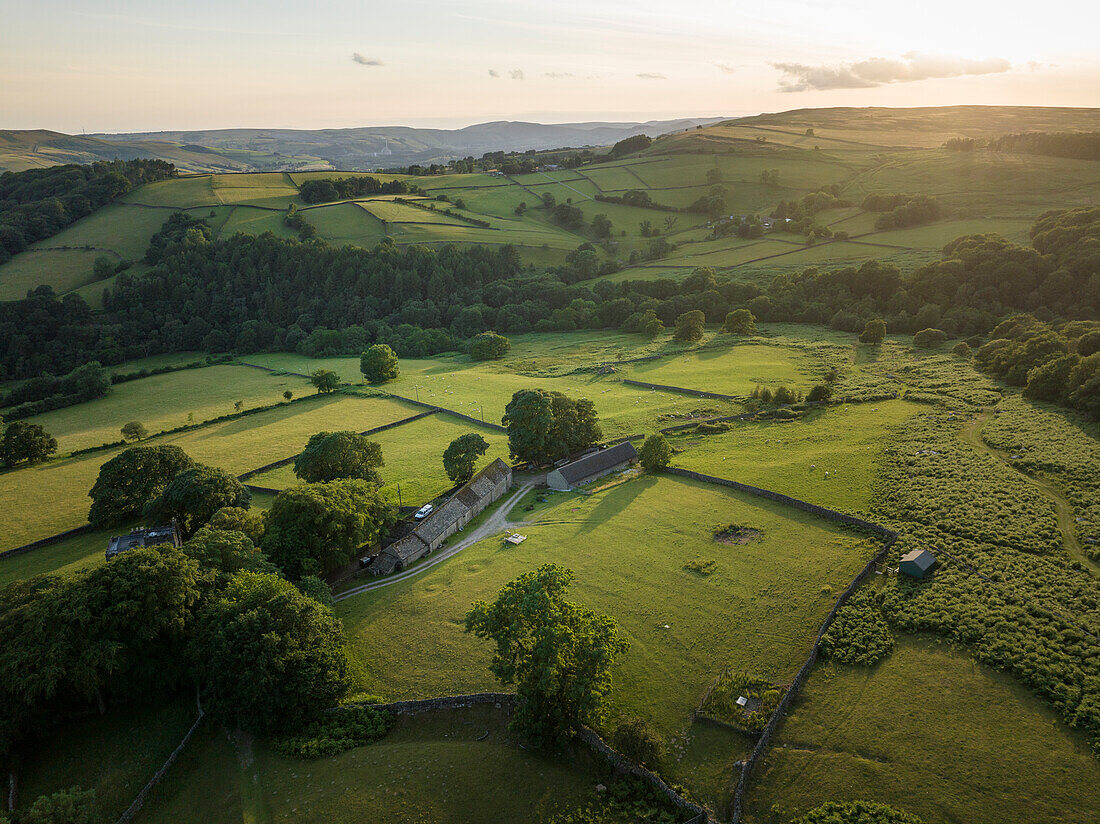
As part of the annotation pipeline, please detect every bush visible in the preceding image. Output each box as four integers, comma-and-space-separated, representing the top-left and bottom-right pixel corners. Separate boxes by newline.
859, 318, 887, 344
952, 341, 972, 358
469, 331, 511, 360
673, 310, 706, 342
360, 344, 399, 383
611, 718, 665, 770
913, 328, 948, 348
799, 800, 926, 824
273, 704, 394, 758
821, 587, 895, 665
722, 308, 756, 334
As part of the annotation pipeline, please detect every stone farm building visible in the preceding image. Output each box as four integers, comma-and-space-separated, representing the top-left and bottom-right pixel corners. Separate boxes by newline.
546, 441, 638, 491
106, 522, 182, 561
370, 458, 513, 575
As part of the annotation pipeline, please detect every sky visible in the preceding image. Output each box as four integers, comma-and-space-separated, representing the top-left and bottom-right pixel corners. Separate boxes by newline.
1, 0, 1097, 133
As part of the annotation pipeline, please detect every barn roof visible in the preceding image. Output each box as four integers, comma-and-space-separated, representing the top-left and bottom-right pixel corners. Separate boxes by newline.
900, 548, 936, 571
411, 458, 512, 545
553, 441, 638, 485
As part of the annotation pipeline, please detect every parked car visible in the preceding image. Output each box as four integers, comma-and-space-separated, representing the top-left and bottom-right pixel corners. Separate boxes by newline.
414, 503, 434, 520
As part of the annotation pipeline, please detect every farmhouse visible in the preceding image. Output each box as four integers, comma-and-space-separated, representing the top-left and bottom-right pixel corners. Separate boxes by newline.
106, 522, 182, 561
546, 441, 638, 491
899, 548, 936, 578
370, 458, 512, 575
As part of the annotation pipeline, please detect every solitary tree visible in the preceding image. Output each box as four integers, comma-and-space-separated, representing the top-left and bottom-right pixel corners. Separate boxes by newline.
190, 572, 350, 734
144, 465, 251, 538
465, 564, 629, 747
859, 318, 887, 344
0, 422, 58, 466
234, 400, 244, 413
283, 390, 294, 401
88, 445, 195, 527
120, 421, 148, 442
639, 433, 672, 472
294, 431, 384, 484
674, 310, 706, 342
469, 331, 511, 361
913, 328, 948, 349
592, 214, 612, 239
360, 344, 400, 383
502, 389, 601, 465
262, 479, 397, 579
310, 369, 340, 393
443, 433, 490, 484
723, 309, 757, 335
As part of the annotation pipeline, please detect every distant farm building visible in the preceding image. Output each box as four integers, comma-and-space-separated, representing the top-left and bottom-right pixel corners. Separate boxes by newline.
546, 441, 638, 491
898, 548, 936, 578
106, 522, 182, 561
370, 458, 512, 575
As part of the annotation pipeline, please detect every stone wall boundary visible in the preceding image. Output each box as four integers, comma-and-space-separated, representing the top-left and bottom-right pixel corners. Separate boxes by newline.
114, 693, 205, 824
623, 379, 745, 402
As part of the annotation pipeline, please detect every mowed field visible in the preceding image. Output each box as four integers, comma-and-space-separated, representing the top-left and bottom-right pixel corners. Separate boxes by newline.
0, 393, 416, 552
744, 634, 1100, 824
338, 475, 879, 747
250, 413, 512, 507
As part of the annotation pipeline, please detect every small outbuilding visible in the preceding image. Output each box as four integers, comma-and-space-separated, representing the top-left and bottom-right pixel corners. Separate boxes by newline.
546, 441, 638, 491
898, 548, 936, 579
106, 522, 182, 561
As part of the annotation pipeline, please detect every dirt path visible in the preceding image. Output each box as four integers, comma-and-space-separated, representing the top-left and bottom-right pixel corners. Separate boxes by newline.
334, 481, 536, 602
960, 412, 1100, 577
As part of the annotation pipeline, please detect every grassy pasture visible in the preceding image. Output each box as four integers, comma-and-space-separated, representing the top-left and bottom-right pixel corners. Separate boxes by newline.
669, 400, 924, 514
0, 249, 109, 300
339, 475, 880, 744
23, 364, 314, 453
744, 634, 1100, 824
624, 343, 818, 395
0, 394, 415, 551
4, 699, 197, 822
139, 704, 609, 824
357, 197, 471, 226
121, 175, 218, 208
210, 172, 300, 207
302, 202, 388, 246
219, 205, 300, 240
250, 413, 512, 507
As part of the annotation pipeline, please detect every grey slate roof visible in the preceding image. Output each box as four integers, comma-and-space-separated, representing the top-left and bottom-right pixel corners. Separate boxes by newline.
900, 548, 936, 572
106, 523, 181, 560
553, 441, 638, 485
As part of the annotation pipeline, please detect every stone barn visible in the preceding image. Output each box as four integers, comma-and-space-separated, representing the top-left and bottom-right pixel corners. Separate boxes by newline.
370, 458, 512, 575
546, 441, 638, 492
899, 548, 936, 578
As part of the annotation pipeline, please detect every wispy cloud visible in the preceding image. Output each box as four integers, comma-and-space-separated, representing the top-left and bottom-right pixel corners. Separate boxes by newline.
773, 52, 1011, 92
544, 71, 575, 79
637, 72, 667, 80
510, 69, 525, 80
488, 69, 500, 78
352, 53, 383, 67
715, 63, 740, 75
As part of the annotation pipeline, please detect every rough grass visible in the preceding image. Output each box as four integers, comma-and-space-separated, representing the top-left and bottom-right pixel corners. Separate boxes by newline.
744, 634, 1100, 824
339, 475, 879, 746
0, 249, 108, 299
24, 364, 315, 453
625, 343, 818, 396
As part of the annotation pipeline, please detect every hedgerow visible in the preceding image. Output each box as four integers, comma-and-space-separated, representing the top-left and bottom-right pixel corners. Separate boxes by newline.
272, 704, 394, 759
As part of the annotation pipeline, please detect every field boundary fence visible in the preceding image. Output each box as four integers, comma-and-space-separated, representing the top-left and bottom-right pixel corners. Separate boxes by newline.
114, 692, 205, 824
622, 379, 745, 402
661, 466, 897, 823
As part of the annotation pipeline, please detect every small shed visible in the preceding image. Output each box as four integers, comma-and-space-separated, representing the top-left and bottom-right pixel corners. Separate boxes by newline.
898, 548, 936, 578
546, 441, 638, 491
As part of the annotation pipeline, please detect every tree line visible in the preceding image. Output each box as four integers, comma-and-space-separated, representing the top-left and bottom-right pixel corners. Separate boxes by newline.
945, 131, 1100, 161
298, 175, 410, 204
0, 160, 177, 264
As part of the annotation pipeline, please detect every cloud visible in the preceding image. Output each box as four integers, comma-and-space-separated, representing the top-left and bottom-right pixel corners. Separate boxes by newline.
351, 53, 383, 67
715, 63, 740, 75
544, 71, 575, 79
488, 69, 500, 78
636, 72, 667, 80
510, 69, 525, 80
773, 52, 1011, 92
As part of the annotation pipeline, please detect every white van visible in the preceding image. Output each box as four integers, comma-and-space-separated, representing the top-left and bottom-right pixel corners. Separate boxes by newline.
414, 503, 434, 520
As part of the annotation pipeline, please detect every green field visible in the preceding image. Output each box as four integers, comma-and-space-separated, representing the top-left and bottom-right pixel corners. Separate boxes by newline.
339, 476, 879, 754
21, 364, 315, 453
0, 393, 415, 551
249, 413, 511, 506
744, 634, 1100, 824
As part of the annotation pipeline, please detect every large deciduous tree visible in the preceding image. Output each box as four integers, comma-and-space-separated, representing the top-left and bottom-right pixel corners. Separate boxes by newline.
465, 564, 629, 747
639, 433, 672, 471
0, 421, 57, 466
859, 318, 887, 344
310, 368, 340, 393
501, 389, 601, 465
469, 331, 511, 361
189, 572, 350, 734
88, 445, 196, 528
442, 433, 490, 484
673, 310, 706, 342
722, 308, 757, 335
293, 431, 384, 484
182, 527, 278, 577
144, 464, 250, 538
360, 344, 400, 383
262, 479, 397, 579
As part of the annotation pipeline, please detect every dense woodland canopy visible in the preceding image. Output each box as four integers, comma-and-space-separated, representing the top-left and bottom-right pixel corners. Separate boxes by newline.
945, 131, 1100, 160
0, 160, 176, 263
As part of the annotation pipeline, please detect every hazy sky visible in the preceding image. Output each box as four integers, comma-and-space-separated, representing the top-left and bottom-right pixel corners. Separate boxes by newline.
2, 0, 1097, 132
